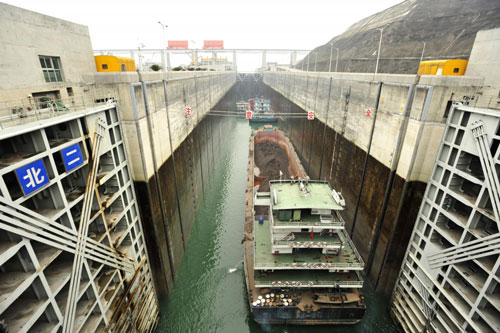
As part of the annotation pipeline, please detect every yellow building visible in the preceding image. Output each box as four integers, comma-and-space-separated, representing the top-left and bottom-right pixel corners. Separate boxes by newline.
95, 55, 136, 72
418, 59, 468, 76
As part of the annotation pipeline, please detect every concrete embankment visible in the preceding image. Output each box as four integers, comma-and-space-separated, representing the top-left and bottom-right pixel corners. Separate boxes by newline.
263, 71, 483, 293
84, 71, 236, 296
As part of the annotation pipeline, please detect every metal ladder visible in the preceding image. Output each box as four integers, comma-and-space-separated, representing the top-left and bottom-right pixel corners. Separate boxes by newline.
332, 87, 350, 186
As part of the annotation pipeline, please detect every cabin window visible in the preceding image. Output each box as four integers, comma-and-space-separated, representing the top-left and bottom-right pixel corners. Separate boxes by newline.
278, 210, 292, 221
121, 64, 126, 72
102, 64, 108, 70
39, 55, 63, 82
453, 67, 459, 73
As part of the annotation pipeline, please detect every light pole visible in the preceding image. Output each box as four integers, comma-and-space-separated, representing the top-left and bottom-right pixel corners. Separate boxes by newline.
329, 43, 339, 72
335, 47, 339, 72
307, 54, 310, 72
137, 42, 145, 71
158, 21, 168, 70
329, 43, 333, 72
314, 52, 318, 72
158, 21, 168, 48
191, 40, 198, 67
374, 26, 385, 74
417, 41, 426, 74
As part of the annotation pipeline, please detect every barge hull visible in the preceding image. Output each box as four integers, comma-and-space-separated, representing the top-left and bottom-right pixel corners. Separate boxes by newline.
244, 128, 366, 326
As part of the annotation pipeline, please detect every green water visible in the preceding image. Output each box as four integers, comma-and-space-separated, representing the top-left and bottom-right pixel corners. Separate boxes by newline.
157, 118, 399, 333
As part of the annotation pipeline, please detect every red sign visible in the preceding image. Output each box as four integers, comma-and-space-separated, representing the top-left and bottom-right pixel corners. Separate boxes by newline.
185, 107, 191, 116
366, 109, 372, 117
167, 40, 189, 49
203, 40, 224, 49
307, 111, 315, 120
246, 111, 252, 120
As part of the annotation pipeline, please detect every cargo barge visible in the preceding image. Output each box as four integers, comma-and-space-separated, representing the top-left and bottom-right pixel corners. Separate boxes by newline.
243, 127, 366, 325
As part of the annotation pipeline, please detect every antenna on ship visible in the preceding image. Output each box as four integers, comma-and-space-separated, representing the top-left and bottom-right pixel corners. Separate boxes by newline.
299, 179, 306, 194
279, 170, 283, 182
290, 175, 294, 184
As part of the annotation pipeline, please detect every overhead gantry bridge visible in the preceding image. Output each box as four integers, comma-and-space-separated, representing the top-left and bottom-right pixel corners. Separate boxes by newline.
93, 48, 311, 71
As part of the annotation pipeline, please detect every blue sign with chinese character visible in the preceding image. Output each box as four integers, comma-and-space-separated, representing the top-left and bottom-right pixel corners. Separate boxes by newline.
15, 159, 50, 196
61, 143, 83, 172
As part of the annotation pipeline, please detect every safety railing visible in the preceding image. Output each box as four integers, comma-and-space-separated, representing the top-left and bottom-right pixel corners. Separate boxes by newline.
0, 93, 117, 130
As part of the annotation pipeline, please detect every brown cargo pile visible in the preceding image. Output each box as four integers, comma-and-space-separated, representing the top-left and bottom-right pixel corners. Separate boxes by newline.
254, 141, 290, 192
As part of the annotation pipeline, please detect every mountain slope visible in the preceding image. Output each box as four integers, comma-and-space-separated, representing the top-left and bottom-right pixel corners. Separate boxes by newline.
299, 0, 500, 74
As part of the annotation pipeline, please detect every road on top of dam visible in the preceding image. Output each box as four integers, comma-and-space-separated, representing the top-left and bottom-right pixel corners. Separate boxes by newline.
156, 117, 398, 333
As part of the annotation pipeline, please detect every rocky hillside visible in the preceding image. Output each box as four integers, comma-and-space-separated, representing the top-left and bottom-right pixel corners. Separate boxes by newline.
299, 0, 500, 74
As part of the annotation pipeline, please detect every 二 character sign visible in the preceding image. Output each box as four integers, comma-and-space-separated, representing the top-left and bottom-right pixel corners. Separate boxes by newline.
307, 111, 315, 120
365, 109, 372, 117
61, 143, 84, 172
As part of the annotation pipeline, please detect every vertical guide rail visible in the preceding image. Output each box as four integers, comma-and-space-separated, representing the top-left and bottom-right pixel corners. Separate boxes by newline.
375, 86, 433, 288
63, 118, 106, 333
365, 83, 416, 278
318, 77, 333, 179
351, 82, 383, 237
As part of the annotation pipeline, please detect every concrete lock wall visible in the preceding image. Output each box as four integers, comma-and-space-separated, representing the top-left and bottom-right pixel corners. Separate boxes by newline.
263, 71, 484, 293
83, 71, 236, 296
466, 27, 500, 88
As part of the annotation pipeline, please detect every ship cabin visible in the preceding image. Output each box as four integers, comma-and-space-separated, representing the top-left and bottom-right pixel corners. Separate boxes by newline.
253, 180, 364, 276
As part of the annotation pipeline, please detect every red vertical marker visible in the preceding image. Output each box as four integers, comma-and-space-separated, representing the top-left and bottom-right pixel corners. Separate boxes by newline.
365, 109, 372, 117
185, 106, 191, 116
310, 231, 314, 240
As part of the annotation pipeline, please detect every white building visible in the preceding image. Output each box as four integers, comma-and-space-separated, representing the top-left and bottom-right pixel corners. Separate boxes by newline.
0, 2, 97, 119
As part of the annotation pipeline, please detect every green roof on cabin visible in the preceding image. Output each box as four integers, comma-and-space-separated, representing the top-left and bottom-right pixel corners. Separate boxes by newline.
269, 181, 343, 211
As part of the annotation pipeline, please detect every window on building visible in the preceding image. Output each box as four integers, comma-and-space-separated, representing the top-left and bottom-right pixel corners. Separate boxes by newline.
453, 67, 459, 73
39, 56, 63, 82
121, 64, 126, 72
102, 64, 108, 70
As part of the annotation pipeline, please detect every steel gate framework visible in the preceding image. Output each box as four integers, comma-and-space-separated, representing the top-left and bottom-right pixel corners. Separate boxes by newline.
0, 104, 158, 332
391, 104, 500, 333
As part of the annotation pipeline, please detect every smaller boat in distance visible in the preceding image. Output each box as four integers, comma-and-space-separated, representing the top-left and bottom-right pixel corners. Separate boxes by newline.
248, 98, 276, 123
